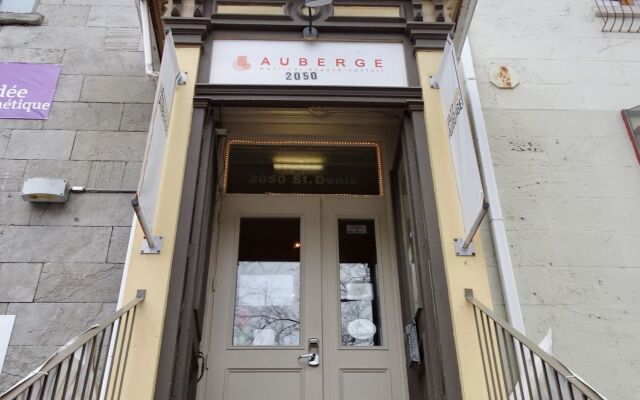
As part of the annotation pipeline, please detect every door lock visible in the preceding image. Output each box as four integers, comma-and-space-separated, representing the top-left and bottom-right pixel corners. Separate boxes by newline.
298, 337, 320, 366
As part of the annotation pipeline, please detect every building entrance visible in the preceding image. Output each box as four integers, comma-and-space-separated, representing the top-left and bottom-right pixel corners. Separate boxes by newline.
203, 195, 408, 400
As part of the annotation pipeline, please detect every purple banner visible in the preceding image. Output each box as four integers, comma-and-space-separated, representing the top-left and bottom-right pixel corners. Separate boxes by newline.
0, 63, 62, 120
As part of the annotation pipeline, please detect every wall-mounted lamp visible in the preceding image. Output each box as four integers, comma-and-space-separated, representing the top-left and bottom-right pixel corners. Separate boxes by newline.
621, 105, 640, 164
303, 0, 332, 40
21, 177, 136, 203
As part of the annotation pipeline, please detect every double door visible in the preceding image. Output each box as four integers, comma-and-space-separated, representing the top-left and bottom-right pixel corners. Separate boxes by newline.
205, 196, 408, 400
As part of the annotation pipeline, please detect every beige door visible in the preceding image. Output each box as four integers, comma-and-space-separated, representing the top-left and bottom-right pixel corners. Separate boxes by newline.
205, 196, 408, 400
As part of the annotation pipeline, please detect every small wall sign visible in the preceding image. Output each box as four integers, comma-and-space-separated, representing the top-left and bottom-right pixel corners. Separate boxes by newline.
210, 40, 408, 87
347, 319, 377, 340
0, 63, 61, 120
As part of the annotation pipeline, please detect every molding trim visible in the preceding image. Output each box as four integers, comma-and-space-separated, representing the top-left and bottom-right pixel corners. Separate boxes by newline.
195, 84, 424, 110
164, 17, 209, 46
407, 21, 454, 51
163, 3, 453, 51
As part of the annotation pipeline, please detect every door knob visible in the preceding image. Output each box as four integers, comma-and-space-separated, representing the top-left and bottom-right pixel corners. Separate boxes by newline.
298, 352, 320, 366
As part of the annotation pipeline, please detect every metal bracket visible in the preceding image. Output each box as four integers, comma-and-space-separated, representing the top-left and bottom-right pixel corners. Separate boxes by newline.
429, 74, 440, 89
176, 71, 188, 85
132, 194, 163, 255
141, 236, 163, 254
454, 238, 476, 257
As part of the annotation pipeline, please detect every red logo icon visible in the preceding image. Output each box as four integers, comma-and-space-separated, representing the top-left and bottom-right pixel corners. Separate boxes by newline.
233, 55, 251, 71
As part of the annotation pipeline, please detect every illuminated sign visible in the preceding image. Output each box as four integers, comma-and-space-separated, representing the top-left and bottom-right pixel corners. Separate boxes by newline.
211, 40, 408, 87
224, 140, 383, 196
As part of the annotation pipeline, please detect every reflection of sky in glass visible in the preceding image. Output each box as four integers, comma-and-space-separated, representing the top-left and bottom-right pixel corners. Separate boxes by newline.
233, 261, 300, 346
399, 163, 421, 316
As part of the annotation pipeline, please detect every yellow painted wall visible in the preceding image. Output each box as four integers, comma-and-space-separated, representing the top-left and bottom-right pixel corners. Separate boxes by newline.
416, 51, 494, 399
216, 4, 285, 15
333, 6, 400, 17
117, 45, 201, 400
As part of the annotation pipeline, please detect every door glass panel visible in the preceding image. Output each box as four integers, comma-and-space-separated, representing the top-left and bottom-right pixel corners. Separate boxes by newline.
233, 218, 300, 346
338, 219, 382, 346
398, 160, 421, 317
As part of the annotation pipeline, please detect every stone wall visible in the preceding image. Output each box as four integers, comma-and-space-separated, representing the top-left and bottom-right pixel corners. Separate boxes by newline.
0, 0, 153, 391
470, 1, 640, 398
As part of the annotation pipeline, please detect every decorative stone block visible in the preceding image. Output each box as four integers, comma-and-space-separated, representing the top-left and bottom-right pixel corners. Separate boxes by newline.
104, 28, 141, 51
0, 26, 106, 50
87, 6, 141, 27
29, 193, 133, 227
87, 161, 126, 189
0, 160, 27, 192
0, 192, 32, 225
38, 4, 90, 27
35, 263, 123, 302
107, 227, 132, 263
0, 346, 59, 392
0, 128, 9, 156
61, 49, 145, 76
120, 104, 152, 132
5, 130, 76, 160
0, 48, 63, 63
25, 160, 91, 186
0, 263, 42, 302
0, 226, 111, 263
43, 102, 123, 131
6, 303, 115, 346
52, 75, 84, 102
122, 161, 142, 189
0, 12, 43, 26
71, 131, 146, 161
80, 76, 154, 103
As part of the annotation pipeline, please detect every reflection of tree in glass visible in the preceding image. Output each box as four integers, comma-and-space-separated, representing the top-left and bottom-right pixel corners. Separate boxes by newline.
340, 263, 375, 346
340, 263, 371, 299
233, 261, 300, 346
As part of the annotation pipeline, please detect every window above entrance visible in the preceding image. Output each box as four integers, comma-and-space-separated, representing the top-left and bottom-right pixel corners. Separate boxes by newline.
224, 140, 383, 196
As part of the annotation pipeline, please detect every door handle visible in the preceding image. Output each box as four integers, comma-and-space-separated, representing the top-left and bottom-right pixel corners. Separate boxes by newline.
299, 337, 320, 366
298, 352, 320, 366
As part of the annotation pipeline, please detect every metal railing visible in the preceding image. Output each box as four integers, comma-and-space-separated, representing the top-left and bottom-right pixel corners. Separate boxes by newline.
595, 0, 640, 32
465, 289, 606, 400
0, 290, 146, 400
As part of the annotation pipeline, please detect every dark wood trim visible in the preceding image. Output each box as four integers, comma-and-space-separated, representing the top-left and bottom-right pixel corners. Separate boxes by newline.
164, 14, 453, 52
405, 110, 462, 399
149, 0, 167, 54
408, 21, 453, 51
390, 142, 427, 399
154, 103, 217, 400
195, 84, 423, 109
165, 18, 209, 46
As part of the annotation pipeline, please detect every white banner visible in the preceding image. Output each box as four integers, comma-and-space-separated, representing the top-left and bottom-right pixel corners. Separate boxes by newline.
435, 38, 485, 238
210, 40, 408, 87
137, 32, 182, 234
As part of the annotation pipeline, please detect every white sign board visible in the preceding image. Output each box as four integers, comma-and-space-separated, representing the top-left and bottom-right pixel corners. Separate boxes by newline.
210, 40, 408, 87
435, 39, 485, 238
137, 32, 182, 234
0, 315, 15, 372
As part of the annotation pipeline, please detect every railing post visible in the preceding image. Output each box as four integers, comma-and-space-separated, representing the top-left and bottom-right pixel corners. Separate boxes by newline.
464, 288, 607, 400
0, 290, 146, 400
